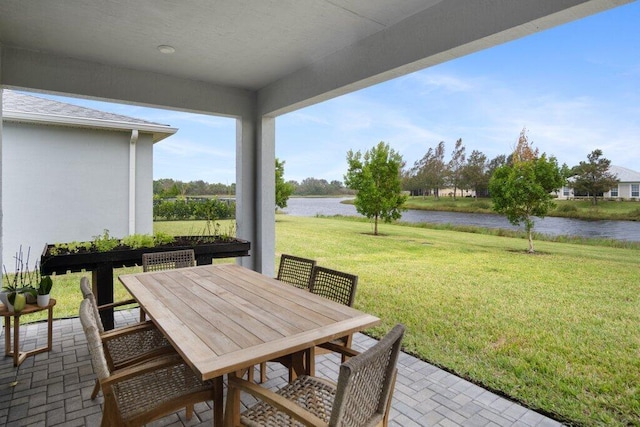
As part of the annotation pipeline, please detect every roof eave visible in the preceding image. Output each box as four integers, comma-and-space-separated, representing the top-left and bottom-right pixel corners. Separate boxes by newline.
2, 110, 178, 143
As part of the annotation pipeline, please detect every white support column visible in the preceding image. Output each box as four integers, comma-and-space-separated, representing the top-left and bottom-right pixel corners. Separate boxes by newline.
128, 129, 138, 235
236, 116, 256, 271
0, 85, 4, 274
256, 116, 276, 276
0, 48, 4, 271
235, 114, 275, 275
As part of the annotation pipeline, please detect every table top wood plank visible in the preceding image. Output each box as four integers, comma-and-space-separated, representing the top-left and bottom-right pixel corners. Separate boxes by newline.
185, 267, 336, 332
122, 274, 224, 371
196, 313, 380, 378
140, 273, 246, 353
119, 264, 381, 381
160, 269, 293, 348
196, 265, 363, 321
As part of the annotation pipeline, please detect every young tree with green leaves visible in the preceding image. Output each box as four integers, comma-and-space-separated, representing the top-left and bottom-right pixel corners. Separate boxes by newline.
275, 158, 294, 209
489, 129, 564, 253
344, 141, 407, 235
571, 149, 619, 205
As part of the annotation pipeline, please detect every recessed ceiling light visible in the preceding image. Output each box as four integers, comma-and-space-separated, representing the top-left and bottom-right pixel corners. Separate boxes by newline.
157, 45, 176, 54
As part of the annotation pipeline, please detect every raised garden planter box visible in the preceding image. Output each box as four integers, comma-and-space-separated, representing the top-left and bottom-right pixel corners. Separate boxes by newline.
40, 236, 250, 330
40, 236, 251, 275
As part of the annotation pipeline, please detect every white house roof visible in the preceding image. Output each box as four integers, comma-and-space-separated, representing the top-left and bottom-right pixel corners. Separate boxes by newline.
609, 165, 640, 183
2, 90, 177, 142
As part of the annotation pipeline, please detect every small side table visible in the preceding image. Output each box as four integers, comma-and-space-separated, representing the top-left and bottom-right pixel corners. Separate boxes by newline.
1, 299, 56, 367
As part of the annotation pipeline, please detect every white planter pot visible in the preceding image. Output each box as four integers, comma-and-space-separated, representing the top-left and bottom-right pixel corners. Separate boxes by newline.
37, 294, 51, 308
0, 290, 8, 307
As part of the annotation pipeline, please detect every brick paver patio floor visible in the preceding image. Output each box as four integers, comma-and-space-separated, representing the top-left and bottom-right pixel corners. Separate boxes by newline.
0, 309, 563, 426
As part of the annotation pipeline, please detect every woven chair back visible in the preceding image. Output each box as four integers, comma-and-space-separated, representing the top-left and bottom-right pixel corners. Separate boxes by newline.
309, 266, 358, 307
80, 276, 105, 333
79, 298, 111, 381
329, 324, 405, 426
276, 254, 317, 289
142, 249, 195, 272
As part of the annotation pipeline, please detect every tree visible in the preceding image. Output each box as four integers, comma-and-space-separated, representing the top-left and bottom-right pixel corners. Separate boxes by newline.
486, 154, 507, 176
461, 150, 488, 197
571, 149, 619, 205
429, 141, 447, 199
489, 129, 564, 253
407, 147, 433, 197
447, 138, 466, 199
275, 158, 294, 209
344, 142, 407, 235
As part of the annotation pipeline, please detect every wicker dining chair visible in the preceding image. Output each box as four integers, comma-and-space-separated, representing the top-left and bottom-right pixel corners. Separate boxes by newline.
227, 324, 405, 427
257, 265, 358, 383
310, 266, 358, 307
80, 277, 174, 399
255, 254, 317, 382
311, 266, 359, 363
79, 299, 223, 426
142, 249, 196, 272
276, 254, 317, 289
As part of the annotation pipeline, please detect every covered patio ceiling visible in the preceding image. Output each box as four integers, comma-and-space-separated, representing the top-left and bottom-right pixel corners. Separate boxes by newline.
0, 0, 632, 274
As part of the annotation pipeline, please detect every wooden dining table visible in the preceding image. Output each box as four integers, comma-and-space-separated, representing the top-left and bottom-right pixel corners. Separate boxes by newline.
118, 263, 380, 426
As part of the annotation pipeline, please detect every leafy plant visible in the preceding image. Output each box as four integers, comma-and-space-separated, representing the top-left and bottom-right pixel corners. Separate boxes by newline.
153, 231, 175, 246
37, 276, 54, 295
2, 246, 40, 306
92, 229, 120, 252
3, 247, 40, 289
49, 240, 92, 255
121, 234, 156, 249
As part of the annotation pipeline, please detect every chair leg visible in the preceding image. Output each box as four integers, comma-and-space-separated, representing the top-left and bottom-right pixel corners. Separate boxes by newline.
91, 379, 100, 400
186, 404, 194, 420
383, 369, 398, 427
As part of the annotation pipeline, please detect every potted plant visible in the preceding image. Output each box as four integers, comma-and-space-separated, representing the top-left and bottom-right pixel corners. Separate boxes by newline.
37, 276, 54, 307
2, 246, 40, 312
6, 286, 27, 313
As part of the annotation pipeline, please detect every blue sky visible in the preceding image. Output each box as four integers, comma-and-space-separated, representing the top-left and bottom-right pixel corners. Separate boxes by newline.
26, 2, 640, 184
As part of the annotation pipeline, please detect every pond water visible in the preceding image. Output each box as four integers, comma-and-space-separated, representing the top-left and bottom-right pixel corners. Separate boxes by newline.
281, 197, 640, 242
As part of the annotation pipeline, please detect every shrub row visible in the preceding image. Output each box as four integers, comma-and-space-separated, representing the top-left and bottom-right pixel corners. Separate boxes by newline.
153, 198, 235, 221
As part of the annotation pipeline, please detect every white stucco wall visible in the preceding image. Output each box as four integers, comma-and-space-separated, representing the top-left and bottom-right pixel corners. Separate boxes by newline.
1, 122, 154, 269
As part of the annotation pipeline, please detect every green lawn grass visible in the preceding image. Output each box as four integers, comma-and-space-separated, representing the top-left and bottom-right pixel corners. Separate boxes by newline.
403, 196, 640, 221
272, 215, 639, 426
19, 216, 639, 425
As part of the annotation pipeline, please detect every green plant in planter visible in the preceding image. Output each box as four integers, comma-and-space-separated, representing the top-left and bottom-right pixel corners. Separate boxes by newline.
2, 246, 40, 310
92, 229, 120, 252
120, 233, 159, 249
37, 276, 53, 295
7, 290, 26, 312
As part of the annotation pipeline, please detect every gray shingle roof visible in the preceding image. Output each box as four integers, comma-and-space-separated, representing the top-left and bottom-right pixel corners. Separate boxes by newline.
609, 165, 640, 183
2, 90, 167, 127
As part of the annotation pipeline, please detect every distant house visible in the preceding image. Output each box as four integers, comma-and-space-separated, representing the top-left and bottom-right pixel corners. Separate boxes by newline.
1, 91, 177, 268
557, 165, 640, 200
